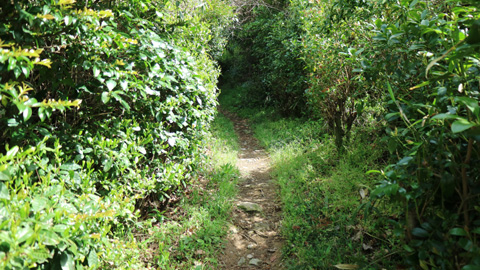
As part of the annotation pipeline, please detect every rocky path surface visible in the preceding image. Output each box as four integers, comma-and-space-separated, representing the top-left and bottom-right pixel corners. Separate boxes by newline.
218, 110, 283, 270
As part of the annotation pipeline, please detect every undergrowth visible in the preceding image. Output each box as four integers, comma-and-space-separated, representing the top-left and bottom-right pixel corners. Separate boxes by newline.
132, 113, 240, 269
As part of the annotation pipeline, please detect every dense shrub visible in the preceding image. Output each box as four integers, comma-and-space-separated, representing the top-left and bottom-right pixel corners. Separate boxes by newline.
220, 1, 308, 116
0, 0, 233, 268
366, 1, 480, 268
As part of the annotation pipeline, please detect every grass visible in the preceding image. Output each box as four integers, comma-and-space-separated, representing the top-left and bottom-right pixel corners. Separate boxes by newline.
218, 85, 402, 269
130, 112, 240, 269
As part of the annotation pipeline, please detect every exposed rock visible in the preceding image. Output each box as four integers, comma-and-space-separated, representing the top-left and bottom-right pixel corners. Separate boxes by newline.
247, 244, 256, 249
237, 257, 246, 266
247, 254, 254, 259
237, 202, 262, 212
249, 258, 262, 266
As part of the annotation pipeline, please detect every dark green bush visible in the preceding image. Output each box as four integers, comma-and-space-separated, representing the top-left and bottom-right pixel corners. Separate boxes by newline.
220, 2, 308, 116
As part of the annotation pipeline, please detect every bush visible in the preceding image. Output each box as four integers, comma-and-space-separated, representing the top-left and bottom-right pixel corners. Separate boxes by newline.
220, 2, 308, 116
0, 0, 233, 268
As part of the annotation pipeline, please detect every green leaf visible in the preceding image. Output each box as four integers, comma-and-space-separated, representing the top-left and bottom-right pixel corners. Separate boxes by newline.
403, 244, 414, 252
6, 146, 19, 159
466, 19, 480, 44
366, 170, 381, 175
101, 92, 110, 103
16, 226, 34, 243
13, 66, 22, 78
0, 183, 10, 200
432, 113, 461, 120
7, 118, 19, 127
462, 265, 480, 270
23, 106, 32, 121
60, 163, 82, 171
42, 231, 61, 245
93, 66, 100, 77
21, 65, 30, 77
111, 92, 130, 111
120, 80, 128, 90
118, 98, 130, 111
31, 197, 48, 212
397, 156, 413, 166
385, 112, 400, 121
88, 249, 99, 267
449, 228, 467, 236
0, 242, 10, 254
455, 96, 480, 117
64, 15, 72, 26
459, 238, 474, 252
39, 107, 46, 121
386, 82, 395, 102
60, 252, 75, 270
145, 86, 160, 96
409, 81, 430, 90
104, 159, 113, 172
24, 98, 38, 106
29, 248, 51, 264
106, 80, 117, 91
451, 119, 475, 133
437, 87, 447, 96
8, 57, 17, 71
412, 227, 429, 238
0, 171, 9, 181
53, 224, 69, 234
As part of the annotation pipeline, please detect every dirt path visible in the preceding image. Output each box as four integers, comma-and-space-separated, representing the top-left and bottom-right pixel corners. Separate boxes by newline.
218, 110, 283, 269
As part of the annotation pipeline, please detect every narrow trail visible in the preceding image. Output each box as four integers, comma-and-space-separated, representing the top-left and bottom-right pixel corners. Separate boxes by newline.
218, 110, 283, 270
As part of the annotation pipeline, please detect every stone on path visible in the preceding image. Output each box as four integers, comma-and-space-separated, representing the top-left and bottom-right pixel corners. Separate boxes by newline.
249, 258, 262, 266
237, 257, 246, 266
237, 202, 262, 212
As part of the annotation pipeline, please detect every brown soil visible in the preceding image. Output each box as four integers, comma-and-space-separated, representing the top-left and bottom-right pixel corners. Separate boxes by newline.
218, 110, 284, 270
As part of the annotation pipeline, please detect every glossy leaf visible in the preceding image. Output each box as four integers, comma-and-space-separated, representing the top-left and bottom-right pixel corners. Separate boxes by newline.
451, 119, 475, 133
60, 163, 82, 171
449, 228, 467, 236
